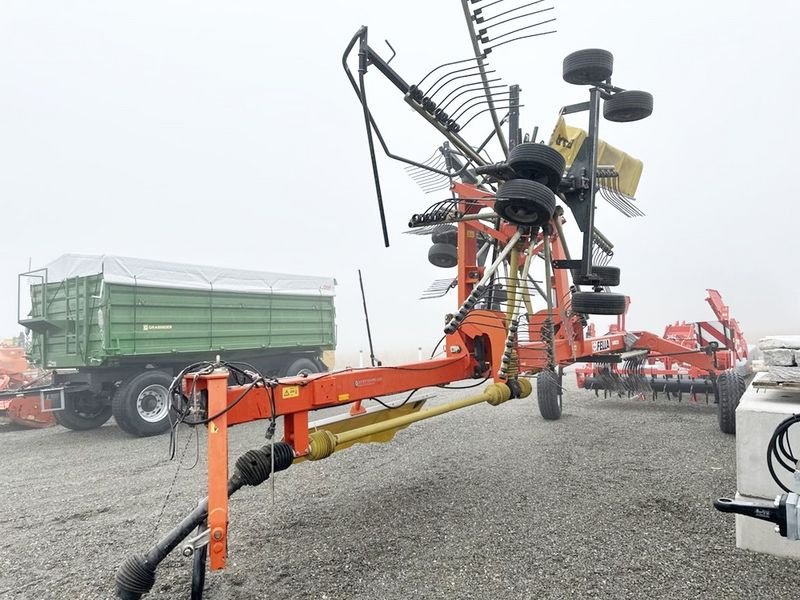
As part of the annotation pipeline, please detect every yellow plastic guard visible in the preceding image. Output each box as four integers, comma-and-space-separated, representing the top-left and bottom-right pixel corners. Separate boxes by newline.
548, 116, 643, 198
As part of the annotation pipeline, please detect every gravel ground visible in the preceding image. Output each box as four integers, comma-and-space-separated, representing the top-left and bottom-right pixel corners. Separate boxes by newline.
0, 380, 797, 600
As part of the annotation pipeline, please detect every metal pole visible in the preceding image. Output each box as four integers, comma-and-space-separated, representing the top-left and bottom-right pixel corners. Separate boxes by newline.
460, 0, 509, 158
358, 269, 378, 367
508, 84, 520, 150
580, 87, 601, 278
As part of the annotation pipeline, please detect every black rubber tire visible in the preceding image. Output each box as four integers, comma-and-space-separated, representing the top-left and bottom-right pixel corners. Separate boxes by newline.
604, 90, 653, 123
563, 49, 613, 85
507, 143, 566, 191
111, 370, 173, 437
537, 369, 562, 420
571, 265, 621, 287
571, 291, 627, 315
54, 392, 113, 431
495, 179, 556, 226
285, 357, 320, 377
716, 369, 743, 435
428, 242, 458, 268
431, 225, 458, 245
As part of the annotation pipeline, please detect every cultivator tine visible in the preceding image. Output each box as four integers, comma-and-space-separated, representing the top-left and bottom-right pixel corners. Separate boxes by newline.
620, 354, 651, 397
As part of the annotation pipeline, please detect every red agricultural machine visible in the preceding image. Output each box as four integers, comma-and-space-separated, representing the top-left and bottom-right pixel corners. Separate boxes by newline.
575, 289, 750, 433
0, 345, 54, 428
116, 3, 743, 598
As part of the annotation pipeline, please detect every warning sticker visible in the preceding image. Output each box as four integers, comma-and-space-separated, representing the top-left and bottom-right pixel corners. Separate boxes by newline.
282, 386, 300, 399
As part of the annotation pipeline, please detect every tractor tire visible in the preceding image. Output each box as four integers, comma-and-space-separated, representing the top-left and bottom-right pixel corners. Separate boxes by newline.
507, 143, 566, 191
431, 225, 458, 245
495, 179, 556, 226
563, 49, 613, 85
285, 358, 321, 377
571, 291, 627, 315
112, 370, 173, 437
571, 265, 621, 286
54, 392, 113, 431
716, 369, 744, 435
428, 243, 459, 268
537, 369, 562, 420
604, 90, 653, 123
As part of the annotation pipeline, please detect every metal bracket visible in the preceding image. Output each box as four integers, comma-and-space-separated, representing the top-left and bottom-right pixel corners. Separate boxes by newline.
181, 527, 210, 558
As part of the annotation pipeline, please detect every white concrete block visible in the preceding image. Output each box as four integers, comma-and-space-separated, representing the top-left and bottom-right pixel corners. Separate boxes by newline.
736, 378, 800, 499
759, 335, 800, 350
763, 348, 796, 366
735, 493, 800, 560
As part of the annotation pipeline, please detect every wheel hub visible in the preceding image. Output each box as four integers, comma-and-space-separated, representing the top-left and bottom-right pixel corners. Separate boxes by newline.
136, 385, 169, 423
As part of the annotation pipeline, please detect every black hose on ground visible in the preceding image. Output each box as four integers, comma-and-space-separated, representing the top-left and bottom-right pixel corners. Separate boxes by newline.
115, 441, 295, 599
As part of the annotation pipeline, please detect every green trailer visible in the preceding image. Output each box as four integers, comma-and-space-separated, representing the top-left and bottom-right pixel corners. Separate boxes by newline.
18, 254, 336, 436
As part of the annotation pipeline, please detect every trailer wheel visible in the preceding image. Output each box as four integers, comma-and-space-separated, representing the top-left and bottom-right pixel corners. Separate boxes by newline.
285, 358, 320, 377
563, 49, 613, 85
112, 370, 173, 437
571, 265, 621, 287
603, 90, 653, 123
716, 369, 743, 435
571, 291, 627, 315
537, 369, 562, 420
54, 392, 112, 431
507, 143, 566, 191
428, 243, 459, 268
495, 179, 555, 226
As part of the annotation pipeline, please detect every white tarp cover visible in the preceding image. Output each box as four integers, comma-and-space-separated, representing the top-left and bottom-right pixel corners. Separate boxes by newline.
40, 254, 335, 297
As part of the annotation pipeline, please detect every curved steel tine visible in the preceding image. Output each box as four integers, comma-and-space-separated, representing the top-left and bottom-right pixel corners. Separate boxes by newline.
482, 12, 555, 41
484, 25, 556, 52
448, 89, 509, 122
451, 90, 511, 123
415, 55, 483, 90
423, 63, 486, 98
438, 79, 504, 112
460, 103, 520, 129
428, 70, 497, 102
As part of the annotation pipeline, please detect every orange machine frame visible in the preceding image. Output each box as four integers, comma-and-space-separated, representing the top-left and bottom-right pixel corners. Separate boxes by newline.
188, 180, 723, 571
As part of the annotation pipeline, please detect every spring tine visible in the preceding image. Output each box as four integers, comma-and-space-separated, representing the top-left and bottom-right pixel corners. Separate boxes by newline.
481, 15, 556, 45
438, 80, 505, 112
415, 56, 483, 90
423, 62, 487, 98
485, 27, 556, 52
476, 0, 545, 24
428, 69, 497, 102
448, 89, 510, 122
479, 5, 553, 34
451, 90, 512, 123
404, 149, 441, 171
460, 104, 521, 129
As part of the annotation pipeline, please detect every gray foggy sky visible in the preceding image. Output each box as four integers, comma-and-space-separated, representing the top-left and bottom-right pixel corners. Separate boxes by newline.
1, 1, 797, 366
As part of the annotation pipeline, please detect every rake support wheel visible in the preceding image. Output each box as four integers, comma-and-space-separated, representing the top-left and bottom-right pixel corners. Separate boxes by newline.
563, 49, 613, 85
431, 225, 458, 245
537, 369, 562, 420
495, 179, 555, 226
603, 90, 653, 123
571, 291, 627, 315
428, 243, 458, 268
507, 143, 566, 191
571, 265, 621, 287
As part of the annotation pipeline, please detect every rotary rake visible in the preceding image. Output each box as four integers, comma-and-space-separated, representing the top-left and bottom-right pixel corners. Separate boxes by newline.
110, 2, 729, 598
